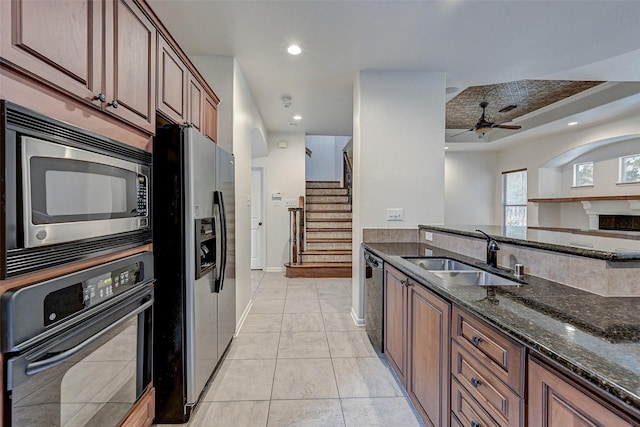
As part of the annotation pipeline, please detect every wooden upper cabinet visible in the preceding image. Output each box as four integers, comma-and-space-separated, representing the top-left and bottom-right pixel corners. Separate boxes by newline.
104, 0, 156, 133
157, 35, 187, 124
0, 0, 102, 100
203, 93, 219, 143
1, 0, 156, 134
187, 74, 203, 131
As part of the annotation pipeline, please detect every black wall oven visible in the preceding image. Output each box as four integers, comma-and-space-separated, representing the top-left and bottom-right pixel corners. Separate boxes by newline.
0, 101, 152, 278
1, 252, 154, 427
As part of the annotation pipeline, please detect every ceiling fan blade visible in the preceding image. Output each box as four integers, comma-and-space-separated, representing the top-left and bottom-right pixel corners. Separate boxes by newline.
449, 128, 474, 138
493, 124, 522, 130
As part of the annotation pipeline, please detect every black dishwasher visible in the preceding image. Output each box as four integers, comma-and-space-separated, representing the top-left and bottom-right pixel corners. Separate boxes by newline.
364, 249, 384, 352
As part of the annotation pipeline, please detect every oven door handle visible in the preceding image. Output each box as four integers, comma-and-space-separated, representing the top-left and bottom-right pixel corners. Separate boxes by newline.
25, 297, 153, 377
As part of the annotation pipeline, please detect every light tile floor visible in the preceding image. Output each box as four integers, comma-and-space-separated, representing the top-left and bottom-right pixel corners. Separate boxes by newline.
155, 271, 424, 427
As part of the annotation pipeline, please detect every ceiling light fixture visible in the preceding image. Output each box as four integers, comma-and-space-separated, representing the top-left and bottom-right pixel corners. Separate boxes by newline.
286, 44, 302, 55
568, 121, 578, 126
293, 115, 302, 121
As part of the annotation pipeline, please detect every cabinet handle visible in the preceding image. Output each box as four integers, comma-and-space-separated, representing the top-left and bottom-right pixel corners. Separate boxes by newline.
471, 377, 482, 388
93, 93, 106, 102
108, 100, 119, 109
400, 279, 409, 287
471, 336, 483, 346
471, 422, 481, 427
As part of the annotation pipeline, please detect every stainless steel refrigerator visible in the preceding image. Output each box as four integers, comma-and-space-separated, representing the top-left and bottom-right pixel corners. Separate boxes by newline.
153, 125, 235, 423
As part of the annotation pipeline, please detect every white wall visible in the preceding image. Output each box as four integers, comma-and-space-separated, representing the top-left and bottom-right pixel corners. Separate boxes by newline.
444, 151, 498, 225
252, 133, 306, 271
305, 135, 352, 182
496, 113, 640, 227
305, 135, 337, 181
352, 70, 446, 323
191, 55, 268, 328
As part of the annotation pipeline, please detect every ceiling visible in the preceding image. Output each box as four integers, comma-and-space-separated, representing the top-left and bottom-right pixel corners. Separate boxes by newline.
147, 1, 640, 145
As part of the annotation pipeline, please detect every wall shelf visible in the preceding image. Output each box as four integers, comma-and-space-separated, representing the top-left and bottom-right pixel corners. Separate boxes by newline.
529, 195, 640, 203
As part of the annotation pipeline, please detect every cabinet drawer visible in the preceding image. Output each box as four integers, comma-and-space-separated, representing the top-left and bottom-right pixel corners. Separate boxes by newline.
451, 376, 500, 427
452, 306, 525, 395
452, 340, 523, 427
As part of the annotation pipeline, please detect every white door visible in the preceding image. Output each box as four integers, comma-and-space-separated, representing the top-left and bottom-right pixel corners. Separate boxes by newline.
250, 168, 264, 269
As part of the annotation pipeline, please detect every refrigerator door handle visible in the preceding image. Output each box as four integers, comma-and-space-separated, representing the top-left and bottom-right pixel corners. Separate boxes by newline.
214, 190, 227, 292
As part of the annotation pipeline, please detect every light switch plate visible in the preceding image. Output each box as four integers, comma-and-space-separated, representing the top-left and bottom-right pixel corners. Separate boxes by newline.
425, 232, 433, 241
386, 208, 404, 221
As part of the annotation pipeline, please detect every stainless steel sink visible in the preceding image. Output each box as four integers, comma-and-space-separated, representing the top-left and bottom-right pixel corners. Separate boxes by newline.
430, 271, 522, 287
402, 257, 478, 271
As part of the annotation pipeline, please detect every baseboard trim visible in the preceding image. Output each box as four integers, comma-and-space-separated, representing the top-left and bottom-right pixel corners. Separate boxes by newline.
351, 307, 365, 327
265, 267, 285, 273
235, 300, 254, 336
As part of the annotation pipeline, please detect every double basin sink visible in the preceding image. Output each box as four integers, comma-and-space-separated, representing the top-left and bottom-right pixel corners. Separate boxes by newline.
402, 257, 524, 287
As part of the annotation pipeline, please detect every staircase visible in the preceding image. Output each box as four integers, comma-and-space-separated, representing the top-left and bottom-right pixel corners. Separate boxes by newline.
285, 181, 352, 278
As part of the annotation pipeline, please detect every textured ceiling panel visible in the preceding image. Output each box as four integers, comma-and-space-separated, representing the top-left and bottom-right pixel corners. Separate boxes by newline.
446, 80, 604, 129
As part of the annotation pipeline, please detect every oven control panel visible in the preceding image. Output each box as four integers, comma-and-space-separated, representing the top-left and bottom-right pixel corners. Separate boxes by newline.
43, 262, 143, 327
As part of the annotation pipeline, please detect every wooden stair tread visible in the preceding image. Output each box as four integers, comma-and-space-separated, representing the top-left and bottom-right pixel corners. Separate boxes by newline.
306, 209, 352, 213
307, 218, 352, 222
302, 250, 351, 255
306, 228, 352, 232
286, 262, 351, 267
306, 238, 352, 243
306, 201, 351, 204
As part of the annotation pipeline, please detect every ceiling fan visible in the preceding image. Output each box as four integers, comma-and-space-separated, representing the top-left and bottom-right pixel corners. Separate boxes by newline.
453, 101, 522, 139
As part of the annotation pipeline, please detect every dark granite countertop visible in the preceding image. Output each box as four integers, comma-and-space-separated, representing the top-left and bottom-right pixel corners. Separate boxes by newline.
363, 242, 640, 415
419, 224, 640, 261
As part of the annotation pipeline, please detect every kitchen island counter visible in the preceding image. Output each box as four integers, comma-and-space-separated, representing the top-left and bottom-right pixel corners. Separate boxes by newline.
363, 242, 640, 415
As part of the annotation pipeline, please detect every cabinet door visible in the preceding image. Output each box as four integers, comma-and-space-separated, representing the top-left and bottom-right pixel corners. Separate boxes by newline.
157, 35, 187, 124
187, 74, 203, 131
528, 357, 633, 427
203, 93, 218, 143
0, 0, 102, 103
408, 281, 450, 427
104, 0, 156, 133
383, 264, 407, 386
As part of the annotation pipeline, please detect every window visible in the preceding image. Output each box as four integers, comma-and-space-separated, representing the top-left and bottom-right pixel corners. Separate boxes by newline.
619, 154, 640, 183
502, 169, 527, 227
573, 161, 593, 187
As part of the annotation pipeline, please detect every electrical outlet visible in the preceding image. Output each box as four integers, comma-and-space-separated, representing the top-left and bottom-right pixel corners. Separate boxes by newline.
425, 232, 433, 241
386, 208, 404, 221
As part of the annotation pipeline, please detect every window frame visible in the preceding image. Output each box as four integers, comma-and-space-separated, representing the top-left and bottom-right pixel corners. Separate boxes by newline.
573, 161, 594, 187
502, 168, 528, 227
619, 154, 640, 184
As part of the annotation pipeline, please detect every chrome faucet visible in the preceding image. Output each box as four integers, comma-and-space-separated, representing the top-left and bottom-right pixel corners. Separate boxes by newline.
476, 229, 500, 268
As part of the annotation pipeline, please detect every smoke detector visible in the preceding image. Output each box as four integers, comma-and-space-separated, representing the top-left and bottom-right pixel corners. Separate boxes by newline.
281, 96, 292, 109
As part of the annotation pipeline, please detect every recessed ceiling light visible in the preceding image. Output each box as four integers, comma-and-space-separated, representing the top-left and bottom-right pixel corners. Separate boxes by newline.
293, 115, 302, 121
286, 44, 302, 55
568, 121, 578, 126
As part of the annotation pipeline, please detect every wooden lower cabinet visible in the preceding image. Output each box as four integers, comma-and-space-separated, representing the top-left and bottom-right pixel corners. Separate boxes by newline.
383, 264, 408, 385
528, 356, 635, 427
120, 386, 155, 427
383, 264, 450, 427
408, 279, 450, 427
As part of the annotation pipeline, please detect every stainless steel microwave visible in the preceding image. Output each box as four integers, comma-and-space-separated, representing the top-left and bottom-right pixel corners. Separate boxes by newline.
1, 101, 152, 278
21, 137, 149, 247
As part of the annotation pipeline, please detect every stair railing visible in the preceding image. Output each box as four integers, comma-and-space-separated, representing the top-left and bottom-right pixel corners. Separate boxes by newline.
288, 196, 305, 265
343, 151, 353, 205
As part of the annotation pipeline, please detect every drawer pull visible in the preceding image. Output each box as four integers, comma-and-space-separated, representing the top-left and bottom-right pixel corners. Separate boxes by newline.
470, 377, 482, 388
471, 336, 483, 346
400, 279, 409, 287
471, 422, 481, 427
